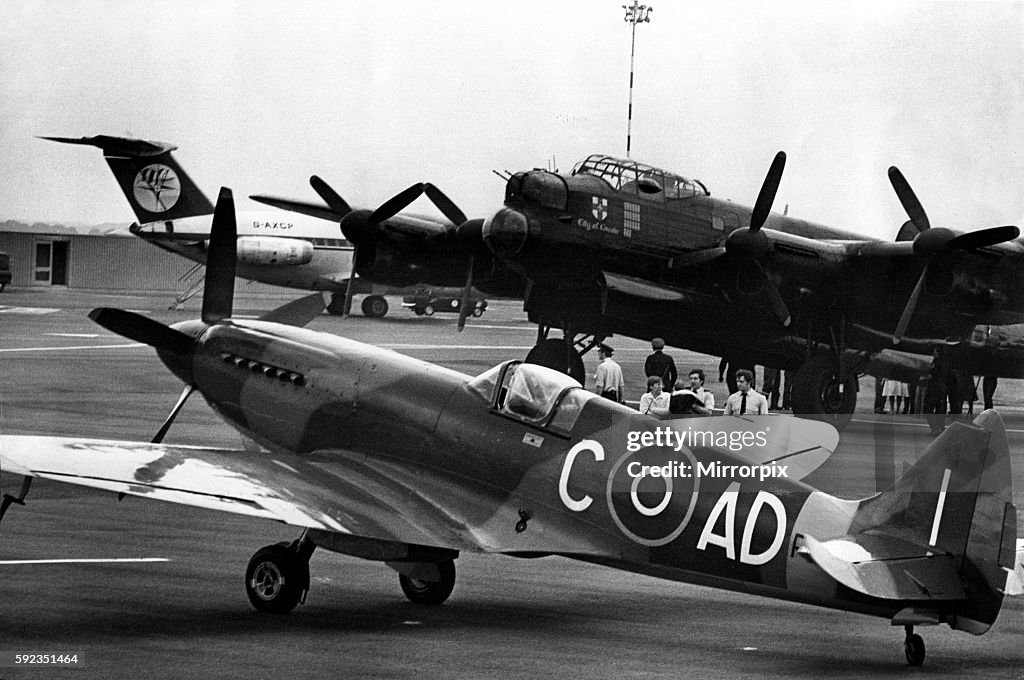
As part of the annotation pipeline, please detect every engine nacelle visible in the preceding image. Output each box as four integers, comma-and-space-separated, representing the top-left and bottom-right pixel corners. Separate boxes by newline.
236, 237, 314, 266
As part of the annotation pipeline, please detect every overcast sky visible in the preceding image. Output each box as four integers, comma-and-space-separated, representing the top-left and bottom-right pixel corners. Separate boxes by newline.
1, 0, 1021, 239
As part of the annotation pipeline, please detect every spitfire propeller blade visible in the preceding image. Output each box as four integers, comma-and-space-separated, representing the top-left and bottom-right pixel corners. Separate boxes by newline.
152, 384, 196, 444
89, 308, 194, 355
457, 257, 475, 332
201, 188, 237, 324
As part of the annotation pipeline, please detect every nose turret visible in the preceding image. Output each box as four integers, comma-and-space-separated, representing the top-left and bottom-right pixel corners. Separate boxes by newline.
482, 207, 529, 258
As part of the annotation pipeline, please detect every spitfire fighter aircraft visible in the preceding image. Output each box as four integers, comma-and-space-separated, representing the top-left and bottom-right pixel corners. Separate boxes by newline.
43, 134, 487, 318
259, 152, 1024, 423
2, 188, 1022, 667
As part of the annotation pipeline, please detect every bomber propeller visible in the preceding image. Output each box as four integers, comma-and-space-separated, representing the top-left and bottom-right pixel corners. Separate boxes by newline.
723, 151, 792, 327
309, 176, 485, 330
888, 166, 1019, 343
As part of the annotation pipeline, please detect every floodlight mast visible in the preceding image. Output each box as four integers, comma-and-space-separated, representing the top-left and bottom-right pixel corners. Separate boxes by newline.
623, 1, 653, 158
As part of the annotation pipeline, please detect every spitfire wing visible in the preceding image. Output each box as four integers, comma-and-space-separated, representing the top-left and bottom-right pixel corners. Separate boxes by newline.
0, 435, 488, 550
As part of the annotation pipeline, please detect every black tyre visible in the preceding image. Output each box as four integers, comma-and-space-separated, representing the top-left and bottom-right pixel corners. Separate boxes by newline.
472, 307, 484, 317
424, 305, 435, 316
904, 633, 925, 666
245, 544, 309, 614
524, 338, 586, 386
790, 355, 857, 429
361, 295, 389, 318
399, 559, 456, 605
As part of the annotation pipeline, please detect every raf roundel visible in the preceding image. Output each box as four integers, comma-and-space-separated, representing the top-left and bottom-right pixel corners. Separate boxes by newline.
605, 447, 700, 547
133, 163, 181, 213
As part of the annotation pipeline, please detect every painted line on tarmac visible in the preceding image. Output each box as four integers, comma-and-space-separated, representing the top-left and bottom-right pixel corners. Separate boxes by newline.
383, 344, 534, 350
0, 306, 59, 315
0, 343, 145, 353
45, 333, 100, 338
0, 558, 169, 565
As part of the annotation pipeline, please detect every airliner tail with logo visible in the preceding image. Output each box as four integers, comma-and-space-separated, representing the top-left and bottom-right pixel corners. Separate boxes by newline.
42, 135, 480, 317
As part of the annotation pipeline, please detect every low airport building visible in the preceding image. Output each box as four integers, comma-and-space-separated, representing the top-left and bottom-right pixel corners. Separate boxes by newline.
0, 227, 286, 296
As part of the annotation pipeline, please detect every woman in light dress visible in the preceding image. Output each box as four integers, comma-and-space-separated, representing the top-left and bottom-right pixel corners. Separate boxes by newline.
882, 379, 909, 414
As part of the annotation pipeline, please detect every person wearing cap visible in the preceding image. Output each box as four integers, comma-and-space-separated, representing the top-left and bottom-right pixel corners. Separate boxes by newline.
594, 343, 625, 403
644, 337, 677, 392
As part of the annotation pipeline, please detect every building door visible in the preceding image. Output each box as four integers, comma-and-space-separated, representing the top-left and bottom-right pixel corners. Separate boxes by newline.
34, 240, 69, 285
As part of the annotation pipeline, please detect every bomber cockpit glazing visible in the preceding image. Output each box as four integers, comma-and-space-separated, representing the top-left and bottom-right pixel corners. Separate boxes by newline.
570, 154, 709, 199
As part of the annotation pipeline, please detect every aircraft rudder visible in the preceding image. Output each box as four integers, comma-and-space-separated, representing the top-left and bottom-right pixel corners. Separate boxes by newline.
44, 134, 214, 223
853, 410, 1016, 632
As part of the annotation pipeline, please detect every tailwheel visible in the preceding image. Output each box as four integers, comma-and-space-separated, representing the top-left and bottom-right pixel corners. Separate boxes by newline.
245, 543, 310, 614
790, 355, 858, 429
398, 559, 456, 605
904, 626, 925, 666
524, 338, 586, 386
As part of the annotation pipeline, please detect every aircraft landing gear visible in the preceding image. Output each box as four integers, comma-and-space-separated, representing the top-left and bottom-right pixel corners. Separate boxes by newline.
524, 338, 586, 386
245, 536, 315, 614
326, 292, 350, 316
361, 295, 389, 318
790, 355, 858, 429
393, 559, 456, 605
904, 626, 925, 666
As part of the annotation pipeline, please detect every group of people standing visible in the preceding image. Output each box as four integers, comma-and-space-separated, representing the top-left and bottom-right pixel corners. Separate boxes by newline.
882, 347, 998, 436
595, 337, 770, 417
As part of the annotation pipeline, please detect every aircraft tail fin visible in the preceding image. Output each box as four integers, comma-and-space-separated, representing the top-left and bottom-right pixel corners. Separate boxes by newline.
803, 410, 1016, 634
40, 135, 214, 223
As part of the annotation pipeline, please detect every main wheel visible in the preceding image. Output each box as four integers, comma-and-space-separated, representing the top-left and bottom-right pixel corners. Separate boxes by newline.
472, 306, 484, 317
524, 338, 586, 386
361, 295, 389, 318
424, 305, 435, 316
245, 544, 309, 614
399, 559, 456, 605
904, 632, 925, 666
790, 355, 858, 429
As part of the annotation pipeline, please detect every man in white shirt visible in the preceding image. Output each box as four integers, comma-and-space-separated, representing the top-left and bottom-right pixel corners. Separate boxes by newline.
687, 369, 716, 411
593, 343, 625, 403
723, 369, 769, 415
639, 375, 671, 418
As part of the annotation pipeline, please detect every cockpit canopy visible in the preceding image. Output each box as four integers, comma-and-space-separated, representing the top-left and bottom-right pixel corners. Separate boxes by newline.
467, 360, 593, 433
571, 154, 709, 199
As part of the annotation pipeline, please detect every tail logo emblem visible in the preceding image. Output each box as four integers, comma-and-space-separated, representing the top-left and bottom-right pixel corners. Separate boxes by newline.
133, 164, 181, 213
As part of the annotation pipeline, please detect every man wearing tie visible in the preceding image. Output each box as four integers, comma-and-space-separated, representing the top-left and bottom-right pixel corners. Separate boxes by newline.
723, 369, 769, 415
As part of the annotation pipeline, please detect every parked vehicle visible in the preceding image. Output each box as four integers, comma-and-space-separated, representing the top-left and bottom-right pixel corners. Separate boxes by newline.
402, 290, 487, 317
